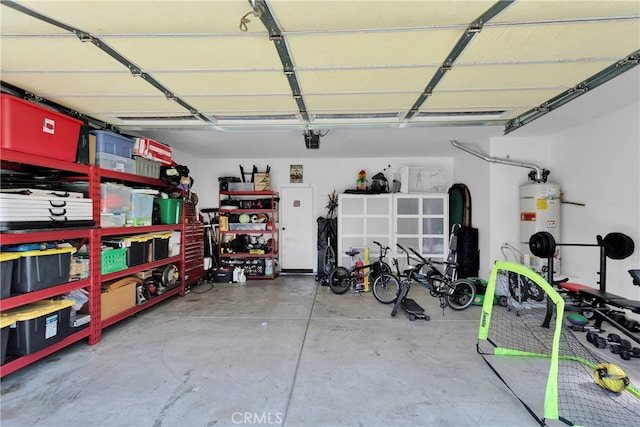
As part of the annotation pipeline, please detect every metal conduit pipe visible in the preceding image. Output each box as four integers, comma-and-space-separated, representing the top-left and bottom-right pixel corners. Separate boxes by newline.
450, 140, 546, 182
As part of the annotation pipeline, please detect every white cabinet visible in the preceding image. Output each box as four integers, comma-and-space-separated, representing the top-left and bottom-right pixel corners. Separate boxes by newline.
337, 193, 448, 267
337, 194, 392, 267
394, 194, 449, 261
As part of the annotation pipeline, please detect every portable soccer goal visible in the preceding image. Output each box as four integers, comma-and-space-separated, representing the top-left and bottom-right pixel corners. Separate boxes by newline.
477, 261, 640, 427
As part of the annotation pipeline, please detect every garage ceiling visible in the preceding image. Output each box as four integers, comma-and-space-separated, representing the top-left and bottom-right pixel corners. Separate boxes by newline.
1, 0, 639, 156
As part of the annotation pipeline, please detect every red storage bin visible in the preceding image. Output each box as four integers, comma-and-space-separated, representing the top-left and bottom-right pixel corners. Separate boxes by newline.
0, 94, 82, 162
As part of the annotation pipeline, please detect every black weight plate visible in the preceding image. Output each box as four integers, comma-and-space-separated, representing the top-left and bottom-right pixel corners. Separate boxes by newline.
529, 231, 556, 258
603, 232, 635, 260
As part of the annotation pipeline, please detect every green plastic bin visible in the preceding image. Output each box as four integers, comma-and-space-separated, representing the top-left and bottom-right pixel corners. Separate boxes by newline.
154, 199, 183, 224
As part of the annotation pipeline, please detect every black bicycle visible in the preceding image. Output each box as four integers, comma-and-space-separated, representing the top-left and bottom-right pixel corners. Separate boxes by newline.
328, 241, 393, 295
406, 245, 477, 311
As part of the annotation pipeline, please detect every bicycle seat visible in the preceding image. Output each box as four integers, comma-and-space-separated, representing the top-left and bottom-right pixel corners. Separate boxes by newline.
345, 249, 360, 257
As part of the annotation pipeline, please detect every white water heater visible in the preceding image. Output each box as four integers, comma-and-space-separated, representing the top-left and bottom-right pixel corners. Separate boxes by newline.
519, 182, 561, 272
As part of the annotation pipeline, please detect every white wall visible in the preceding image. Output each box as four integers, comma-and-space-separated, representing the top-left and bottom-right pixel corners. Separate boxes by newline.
488, 135, 553, 272
489, 101, 639, 300
189, 157, 452, 219
547, 102, 640, 300
174, 101, 639, 301
450, 140, 492, 278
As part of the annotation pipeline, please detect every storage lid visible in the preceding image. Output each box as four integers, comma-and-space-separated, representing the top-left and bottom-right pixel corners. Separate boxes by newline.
123, 234, 155, 243
1, 242, 57, 252
2, 299, 75, 321
0, 314, 16, 328
0, 252, 21, 262
151, 232, 173, 240
13, 247, 77, 258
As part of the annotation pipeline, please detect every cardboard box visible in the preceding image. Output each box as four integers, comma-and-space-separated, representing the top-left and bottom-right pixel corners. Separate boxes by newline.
100, 278, 138, 321
133, 138, 173, 165
254, 173, 271, 191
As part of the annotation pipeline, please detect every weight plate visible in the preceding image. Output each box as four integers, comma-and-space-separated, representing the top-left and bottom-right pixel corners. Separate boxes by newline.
603, 232, 635, 260
529, 231, 556, 258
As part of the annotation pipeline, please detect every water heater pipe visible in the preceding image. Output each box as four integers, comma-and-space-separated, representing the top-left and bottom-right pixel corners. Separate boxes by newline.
450, 140, 546, 182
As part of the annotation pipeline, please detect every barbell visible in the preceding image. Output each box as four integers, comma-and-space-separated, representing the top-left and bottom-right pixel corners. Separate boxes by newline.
529, 231, 635, 260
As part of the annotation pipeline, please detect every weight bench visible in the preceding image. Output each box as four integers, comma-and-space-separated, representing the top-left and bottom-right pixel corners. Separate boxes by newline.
571, 270, 640, 344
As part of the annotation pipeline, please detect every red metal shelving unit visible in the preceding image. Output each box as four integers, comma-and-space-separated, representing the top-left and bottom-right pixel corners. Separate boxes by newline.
218, 190, 279, 279
0, 148, 197, 377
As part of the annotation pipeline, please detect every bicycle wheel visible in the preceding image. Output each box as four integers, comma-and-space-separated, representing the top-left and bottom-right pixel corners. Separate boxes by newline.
372, 273, 400, 304
445, 279, 476, 310
323, 245, 336, 276
328, 266, 351, 294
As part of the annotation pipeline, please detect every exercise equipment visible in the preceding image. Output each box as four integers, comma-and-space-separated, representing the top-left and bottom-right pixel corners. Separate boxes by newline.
528, 232, 638, 340
593, 362, 630, 393
529, 231, 634, 261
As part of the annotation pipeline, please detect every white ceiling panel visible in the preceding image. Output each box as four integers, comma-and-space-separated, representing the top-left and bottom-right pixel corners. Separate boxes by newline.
43, 95, 188, 116
0, 0, 638, 157
438, 61, 613, 90
2, 72, 160, 96
155, 71, 292, 95
185, 94, 300, 113
298, 67, 438, 93
0, 4, 68, 33
459, 21, 640, 64
493, 0, 640, 23
0, 36, 126, 70
305, 92, 418, 111
425, 88, 562, 110
288, 29, 464, 68
270, 0, 495, 31
18, 0, 255, 34
101, 36, 283, 70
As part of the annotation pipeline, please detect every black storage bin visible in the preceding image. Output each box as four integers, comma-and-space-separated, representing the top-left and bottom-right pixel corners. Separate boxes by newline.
213, 267, 233, 283
1, 253, 19, 299
6, 300, 73, 356
152, 234, 171, 261
104, 236, 152, 267
10, 248, 75, 293
127, 238, 152, 267
1, 315, 14, 364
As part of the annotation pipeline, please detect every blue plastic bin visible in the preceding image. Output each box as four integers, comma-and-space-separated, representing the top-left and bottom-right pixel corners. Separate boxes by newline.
91, 130, 134, 158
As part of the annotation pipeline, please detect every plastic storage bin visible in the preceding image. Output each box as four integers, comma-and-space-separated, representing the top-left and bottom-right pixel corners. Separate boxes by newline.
4, 299, 74, 356
101, 183, 132, 214
228, 182, 255, 191
1, 314, 15, 365
1, 252, 20, 299
134, 156, 161, 178
96, 152, 136, 174
101, 247, 128, 274
152, 233, 173, 261
128, 191, 154, 226
154, 199, 183, 224
10, 247, 76, 293
125, 235, 153, 266
1, 94, 82, 162
100, 212, 126, 228
91, 130, 134, 158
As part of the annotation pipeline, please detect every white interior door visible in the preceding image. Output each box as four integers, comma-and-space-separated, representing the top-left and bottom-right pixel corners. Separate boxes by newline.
280, 186, 314, 272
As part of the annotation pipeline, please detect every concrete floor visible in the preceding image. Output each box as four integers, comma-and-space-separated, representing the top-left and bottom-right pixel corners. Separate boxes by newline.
1, 275, 637, 427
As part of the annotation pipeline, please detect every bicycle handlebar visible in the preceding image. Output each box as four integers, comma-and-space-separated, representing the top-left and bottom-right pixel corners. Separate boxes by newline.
373, 241, 390, 257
